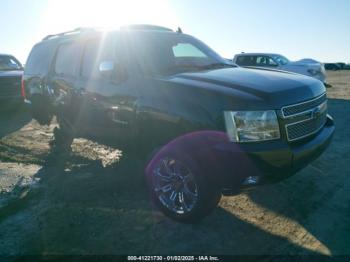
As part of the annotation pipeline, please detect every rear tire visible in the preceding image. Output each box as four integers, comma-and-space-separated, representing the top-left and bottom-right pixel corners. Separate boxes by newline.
30, 94, 53, 125
45, 123, 74, 167
145, 148, 221, 223
49, 115, 75, 154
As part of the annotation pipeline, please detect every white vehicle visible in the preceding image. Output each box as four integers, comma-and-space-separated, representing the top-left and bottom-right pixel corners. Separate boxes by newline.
233, 53, 326, 83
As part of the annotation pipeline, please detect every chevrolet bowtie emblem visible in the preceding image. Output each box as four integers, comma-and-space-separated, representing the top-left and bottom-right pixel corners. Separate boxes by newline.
311, 104, 322, 119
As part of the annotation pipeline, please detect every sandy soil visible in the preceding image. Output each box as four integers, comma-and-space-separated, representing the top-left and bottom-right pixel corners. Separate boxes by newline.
0, 71, 349, 256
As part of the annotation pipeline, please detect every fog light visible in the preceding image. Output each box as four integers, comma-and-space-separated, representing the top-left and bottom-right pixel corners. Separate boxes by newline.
242, 176, 259, 185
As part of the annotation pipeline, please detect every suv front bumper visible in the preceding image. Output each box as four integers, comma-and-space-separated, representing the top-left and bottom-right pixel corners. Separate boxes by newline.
212, 114, 334, 189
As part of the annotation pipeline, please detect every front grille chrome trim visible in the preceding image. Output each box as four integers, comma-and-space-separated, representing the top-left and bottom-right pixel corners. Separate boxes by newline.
281, 93, 328, 142
285, 114, 327, 142
281, 93, 327, 118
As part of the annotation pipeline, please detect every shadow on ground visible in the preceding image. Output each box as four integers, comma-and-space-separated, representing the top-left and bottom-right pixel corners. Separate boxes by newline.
0, 152, 320, 255
243, 98, 350, 255
0, 108, 31, 138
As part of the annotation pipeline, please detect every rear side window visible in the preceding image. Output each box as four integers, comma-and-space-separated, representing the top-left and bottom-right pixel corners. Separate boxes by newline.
25, 43, 55, 75
236, 56, 256, 66
54, 42, 81, 77
81, 36, 115, 79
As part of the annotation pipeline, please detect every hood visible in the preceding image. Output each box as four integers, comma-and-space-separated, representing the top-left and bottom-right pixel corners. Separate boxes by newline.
288, 59, 322, 67
0, 70, 23, 78
166, 67, 325, 109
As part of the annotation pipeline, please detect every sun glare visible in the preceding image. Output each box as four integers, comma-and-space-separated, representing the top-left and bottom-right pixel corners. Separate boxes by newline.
41, 0, 179, 34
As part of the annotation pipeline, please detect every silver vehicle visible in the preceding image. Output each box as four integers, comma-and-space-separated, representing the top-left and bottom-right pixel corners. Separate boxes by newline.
233, 53, 326, 83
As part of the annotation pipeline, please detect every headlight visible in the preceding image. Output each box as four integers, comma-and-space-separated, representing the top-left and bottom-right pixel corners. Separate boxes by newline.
224, 110, 280, 142
307, 69, 320, 75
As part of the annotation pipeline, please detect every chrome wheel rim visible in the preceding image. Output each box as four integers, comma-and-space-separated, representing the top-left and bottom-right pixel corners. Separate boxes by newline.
152, 157, 198, 214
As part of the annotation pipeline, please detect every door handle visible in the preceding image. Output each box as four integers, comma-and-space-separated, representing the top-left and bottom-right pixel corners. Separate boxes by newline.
109, 106, 128, 125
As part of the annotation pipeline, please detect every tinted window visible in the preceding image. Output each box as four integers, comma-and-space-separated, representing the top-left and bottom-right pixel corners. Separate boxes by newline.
25, 43, 55, 75
55, 42, 81, 77
123, 33, 227, 75
272, 55, 289, 65
0, 55, 22, 71
236, 56, 256, 66
81, 36, 114, 79
268, 57, 278, 66
172, 43, 206, 58
256, 56, 278, 67
256, 56, 266, 65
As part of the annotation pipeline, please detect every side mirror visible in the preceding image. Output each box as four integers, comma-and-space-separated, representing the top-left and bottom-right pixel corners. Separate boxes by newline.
99, 61, 114, 74
99, 60, 128, 82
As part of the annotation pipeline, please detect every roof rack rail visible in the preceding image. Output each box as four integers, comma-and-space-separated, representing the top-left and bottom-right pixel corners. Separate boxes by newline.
120, 24, 173, 32
42, 27, 96, 41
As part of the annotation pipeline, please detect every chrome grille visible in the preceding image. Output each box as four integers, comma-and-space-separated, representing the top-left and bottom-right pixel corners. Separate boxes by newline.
286, 110, 327, 141
282, 93, 327, 117
281, 94, 328, 142
0, 77, 21, 97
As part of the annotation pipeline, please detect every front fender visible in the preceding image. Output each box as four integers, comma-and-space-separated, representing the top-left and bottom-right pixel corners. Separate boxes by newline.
147, 131, 260, 187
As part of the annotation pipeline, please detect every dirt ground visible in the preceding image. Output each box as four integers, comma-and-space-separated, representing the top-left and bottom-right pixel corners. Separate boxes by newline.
0, 71, 349, 256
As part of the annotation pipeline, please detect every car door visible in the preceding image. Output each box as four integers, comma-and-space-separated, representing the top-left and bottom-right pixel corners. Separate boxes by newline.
49, 40, 83, 132
255, 55, 278, 68
76, 33, 138, 147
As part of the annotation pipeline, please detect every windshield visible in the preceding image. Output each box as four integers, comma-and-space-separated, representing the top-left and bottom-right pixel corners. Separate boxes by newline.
272, 55, 289, 65
121, 32, 232, 75
0, 55, 22, 71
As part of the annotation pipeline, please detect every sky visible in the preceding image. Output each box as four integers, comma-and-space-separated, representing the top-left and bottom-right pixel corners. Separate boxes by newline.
1, 0, 349, 64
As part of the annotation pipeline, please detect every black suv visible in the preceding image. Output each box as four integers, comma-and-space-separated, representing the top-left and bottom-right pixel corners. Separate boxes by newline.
23, 25, 334, 222
0, 54, 23, 108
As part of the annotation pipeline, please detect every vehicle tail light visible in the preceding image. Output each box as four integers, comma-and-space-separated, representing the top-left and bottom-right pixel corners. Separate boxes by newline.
21, 77, 26, 98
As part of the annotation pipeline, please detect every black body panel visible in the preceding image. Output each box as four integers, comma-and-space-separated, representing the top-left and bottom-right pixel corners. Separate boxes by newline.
23, 28, 334, 191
